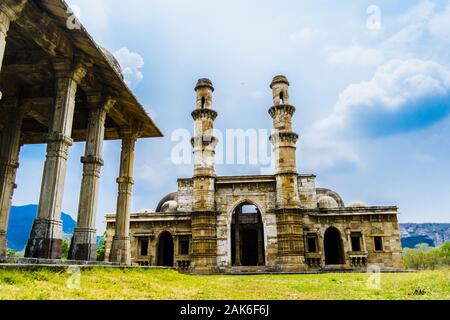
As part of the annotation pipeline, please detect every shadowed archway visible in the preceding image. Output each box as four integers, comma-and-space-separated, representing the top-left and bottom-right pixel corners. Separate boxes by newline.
324, 227, 344, 265
231, 202, 265, 266
157, 231, 174, 267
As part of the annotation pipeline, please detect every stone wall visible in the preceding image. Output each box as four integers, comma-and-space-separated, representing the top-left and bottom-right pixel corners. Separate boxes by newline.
303, 208, 404, 269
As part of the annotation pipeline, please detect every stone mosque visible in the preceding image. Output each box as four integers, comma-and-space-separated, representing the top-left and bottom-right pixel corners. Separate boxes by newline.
105, 77, 404, 274
0, 0, 403, 274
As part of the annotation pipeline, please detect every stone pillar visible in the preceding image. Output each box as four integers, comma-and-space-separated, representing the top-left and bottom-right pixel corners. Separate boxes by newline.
109, 127, 139, 265
25, 61, 86, 259
69, 96, 116, 261
234, 207, 241, 266
0, 98, 24, 260
257, 227, 264, 266
0, 1, 27, 100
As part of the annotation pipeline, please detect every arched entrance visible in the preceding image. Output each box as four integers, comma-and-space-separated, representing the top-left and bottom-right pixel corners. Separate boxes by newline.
231, 203, 265, 266
157, 232, 174, 267
324, 227, 344, 265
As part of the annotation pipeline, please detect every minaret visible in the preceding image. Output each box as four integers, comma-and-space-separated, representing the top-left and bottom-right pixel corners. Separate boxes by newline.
268, 75, 305, 271
269, 75, 300, 208
190, 78, 218, 273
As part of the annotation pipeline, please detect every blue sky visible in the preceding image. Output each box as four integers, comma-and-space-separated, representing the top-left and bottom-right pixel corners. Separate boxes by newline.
12, 0, 450, 233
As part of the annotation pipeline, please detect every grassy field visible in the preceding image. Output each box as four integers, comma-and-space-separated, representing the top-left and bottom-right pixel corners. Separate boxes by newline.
0, 268, 448, 300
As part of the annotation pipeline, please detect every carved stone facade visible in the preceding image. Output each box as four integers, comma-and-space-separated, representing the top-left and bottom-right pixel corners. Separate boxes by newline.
105, 77, 404, 273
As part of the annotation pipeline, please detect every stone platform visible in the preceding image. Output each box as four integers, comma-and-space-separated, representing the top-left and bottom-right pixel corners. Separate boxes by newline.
0, 257, 176, 271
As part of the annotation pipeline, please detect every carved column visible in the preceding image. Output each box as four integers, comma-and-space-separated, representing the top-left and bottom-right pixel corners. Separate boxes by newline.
0, 1, 27, 100
69, 96, 116, 261
234, 207, 241, 266
257, 227, 264, 266
25, 61, 86, 259
0, 98, 25, 259
109, 127, 140, 265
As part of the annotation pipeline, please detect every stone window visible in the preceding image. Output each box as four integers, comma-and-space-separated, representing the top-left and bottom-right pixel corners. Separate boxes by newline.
351, 232, 362, 252
307, 235, 318, 253
140, 239, 149, 256
280, 92, 284, 104
179, 237, 190, 255
201, 96, 206, 109
374, 236, 384, 251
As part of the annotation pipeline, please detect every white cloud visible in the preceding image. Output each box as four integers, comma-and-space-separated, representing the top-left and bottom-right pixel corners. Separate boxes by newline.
290, 27, 320, 43
327, 43, 384, 66
428, 3, 450, 43
398, 1, 436, 24
303, 58, 450, 170
66, 0, 110, 31
316, 59, 450, 135
113, 47, 145, 88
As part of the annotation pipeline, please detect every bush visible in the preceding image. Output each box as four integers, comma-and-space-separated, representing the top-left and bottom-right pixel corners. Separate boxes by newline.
97, 232, 107, 262
403, 242, 450, 270
6, 249, 18, 258
61, 238, 70, 260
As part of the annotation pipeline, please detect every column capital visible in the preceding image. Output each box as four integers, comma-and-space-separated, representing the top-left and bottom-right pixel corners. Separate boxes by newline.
81, 155, 104, 166
52, 58, 87, 84
86, 93, 117, 113
119, 121, 143, 140
0, 0, 27, 22
44, 132, 74, 146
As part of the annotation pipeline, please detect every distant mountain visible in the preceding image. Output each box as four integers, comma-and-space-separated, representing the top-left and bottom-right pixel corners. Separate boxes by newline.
7, 205, 76, 252
399, 223, 450, 248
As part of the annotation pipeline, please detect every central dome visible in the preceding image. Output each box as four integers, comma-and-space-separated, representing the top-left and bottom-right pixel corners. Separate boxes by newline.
160, 200, 178, 213
317, 196, 339, 209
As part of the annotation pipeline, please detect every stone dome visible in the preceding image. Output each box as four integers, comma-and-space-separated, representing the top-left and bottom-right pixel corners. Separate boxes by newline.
100, 47, 123, 80
348, 201, 368, 208
317, 196, 339, 209
160, 200, 178, 213
155, 192, 178, 212
195, 78, 214, 92
270, 75, 290, 88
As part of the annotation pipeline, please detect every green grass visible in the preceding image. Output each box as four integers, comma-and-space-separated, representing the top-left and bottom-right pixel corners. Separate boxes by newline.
0, 268, 448, 300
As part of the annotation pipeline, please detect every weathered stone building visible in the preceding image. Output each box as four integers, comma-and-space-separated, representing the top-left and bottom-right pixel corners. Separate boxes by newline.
0, 0, 162, 264
105, 77, 404, 273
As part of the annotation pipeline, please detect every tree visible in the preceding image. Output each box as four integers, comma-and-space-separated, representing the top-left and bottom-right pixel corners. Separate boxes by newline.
97, 231, 107, 262
403, 242, 450, 270
6, 249, 17, 258
61, 238, 70, 260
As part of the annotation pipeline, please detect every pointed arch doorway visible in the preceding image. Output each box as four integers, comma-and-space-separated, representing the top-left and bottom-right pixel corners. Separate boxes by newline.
324, 227, 344, 265
231, 202, 265, 266
157, 231, 174, 267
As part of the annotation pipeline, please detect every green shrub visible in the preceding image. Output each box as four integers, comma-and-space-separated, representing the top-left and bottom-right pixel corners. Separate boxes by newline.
97, 232, 107, 262
403, 242, 450, 270
61, 238, 70, 260
6, 249, 18, 257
